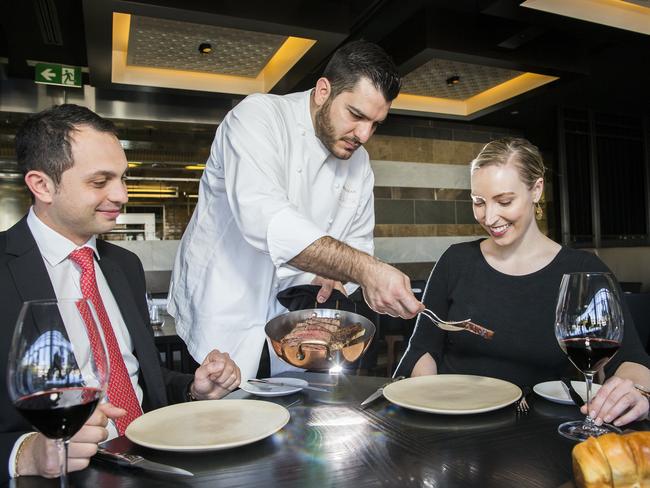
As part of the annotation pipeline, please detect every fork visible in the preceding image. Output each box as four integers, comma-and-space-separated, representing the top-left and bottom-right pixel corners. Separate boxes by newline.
420, 308, 471, 331
516, 386, 532, 413
420, 309, 495, 340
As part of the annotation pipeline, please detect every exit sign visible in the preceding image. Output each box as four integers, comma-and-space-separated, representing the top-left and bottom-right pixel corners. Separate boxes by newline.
34, 63, 82, 88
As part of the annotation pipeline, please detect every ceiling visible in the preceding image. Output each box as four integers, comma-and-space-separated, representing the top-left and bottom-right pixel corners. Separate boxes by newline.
1, 0, 650, 125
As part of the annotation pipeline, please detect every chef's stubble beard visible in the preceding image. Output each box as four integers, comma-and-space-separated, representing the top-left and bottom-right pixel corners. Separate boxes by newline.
315, 97, 337, 153
315, 99, 360, 160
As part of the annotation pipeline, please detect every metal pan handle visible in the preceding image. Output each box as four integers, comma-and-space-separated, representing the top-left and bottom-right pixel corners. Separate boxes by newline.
296, 340, 332, 361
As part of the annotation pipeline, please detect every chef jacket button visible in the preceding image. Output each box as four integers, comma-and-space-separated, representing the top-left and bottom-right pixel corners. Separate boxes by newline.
297, 167, 302, 173
328, 218, 334, 224
335, 183, 340, 189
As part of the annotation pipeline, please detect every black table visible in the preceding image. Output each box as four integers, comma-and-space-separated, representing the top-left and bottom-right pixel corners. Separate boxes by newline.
152, 315, 198, 374
12, 372, 647, 488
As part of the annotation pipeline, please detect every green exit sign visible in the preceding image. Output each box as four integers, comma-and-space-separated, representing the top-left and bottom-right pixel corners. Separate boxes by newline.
34, 63, 82, 88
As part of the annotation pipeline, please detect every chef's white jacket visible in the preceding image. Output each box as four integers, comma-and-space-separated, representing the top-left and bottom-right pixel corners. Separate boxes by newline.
168, 90, 375, 379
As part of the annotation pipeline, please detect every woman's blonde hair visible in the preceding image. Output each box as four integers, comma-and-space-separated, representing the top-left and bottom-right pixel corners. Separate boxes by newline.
470, 137, 545, 189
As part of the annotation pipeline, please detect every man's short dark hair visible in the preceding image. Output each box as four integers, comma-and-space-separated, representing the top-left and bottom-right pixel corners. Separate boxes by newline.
15, 104, 119, 185
322, 40, 401, 102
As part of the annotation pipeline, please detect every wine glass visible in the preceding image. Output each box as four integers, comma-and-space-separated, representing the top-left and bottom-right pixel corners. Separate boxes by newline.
146, 292, 164, 331
6, 299, 109, 487
555, 272, 624, 441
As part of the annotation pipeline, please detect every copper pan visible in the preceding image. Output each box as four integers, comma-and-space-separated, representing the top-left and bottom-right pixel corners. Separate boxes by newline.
264, 308, 376, 371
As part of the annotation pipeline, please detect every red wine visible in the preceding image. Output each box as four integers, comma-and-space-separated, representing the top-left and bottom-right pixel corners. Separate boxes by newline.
561, 338, 621, 373
15, 387, 102, 440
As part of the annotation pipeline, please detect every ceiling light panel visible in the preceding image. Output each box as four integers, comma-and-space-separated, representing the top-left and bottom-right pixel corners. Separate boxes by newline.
127, 15, 287, 77
621, 0, 650, 7
401, 58, 523, 100
522, 0, 650, 36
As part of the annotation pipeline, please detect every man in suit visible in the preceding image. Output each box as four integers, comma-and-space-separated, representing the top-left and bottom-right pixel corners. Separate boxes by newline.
1, 104, 241, 480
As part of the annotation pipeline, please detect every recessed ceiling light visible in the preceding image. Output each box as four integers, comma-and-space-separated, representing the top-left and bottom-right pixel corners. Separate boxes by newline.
446, 75, 460, 86
198, 42, 212, 54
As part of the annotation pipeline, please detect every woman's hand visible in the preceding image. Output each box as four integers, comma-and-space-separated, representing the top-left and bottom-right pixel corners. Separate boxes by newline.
582, 376, 649, 427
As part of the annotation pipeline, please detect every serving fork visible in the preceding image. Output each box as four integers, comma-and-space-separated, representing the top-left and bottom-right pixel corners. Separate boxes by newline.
419, 309, 495, 339
420, 308, 470, 331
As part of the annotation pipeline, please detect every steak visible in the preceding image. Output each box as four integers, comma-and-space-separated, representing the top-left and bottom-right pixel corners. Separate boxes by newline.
281, 317, 365, 351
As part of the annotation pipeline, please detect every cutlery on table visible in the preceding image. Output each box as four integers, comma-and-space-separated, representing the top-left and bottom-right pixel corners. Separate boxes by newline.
94, 448, 194, 476
561, 377, 586, 407
516, 386, 531, 413
247, 378, 329, 392
359, 376, 405, 409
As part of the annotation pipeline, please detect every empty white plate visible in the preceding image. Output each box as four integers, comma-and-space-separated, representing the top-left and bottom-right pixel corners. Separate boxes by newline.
125, 399, 290, 452
382, 375, 521, 415
240, 377, 308, 397
533, 380, 601, 405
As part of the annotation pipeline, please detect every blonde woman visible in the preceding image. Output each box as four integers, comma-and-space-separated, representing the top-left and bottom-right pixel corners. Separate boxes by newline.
395, 137, 650, 427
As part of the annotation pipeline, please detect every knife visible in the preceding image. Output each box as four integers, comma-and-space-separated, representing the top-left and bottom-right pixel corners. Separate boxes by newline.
561, 377, 586, 407
94, 448, 194, 476
247, 379, 329, 392
360, 376, 405, 409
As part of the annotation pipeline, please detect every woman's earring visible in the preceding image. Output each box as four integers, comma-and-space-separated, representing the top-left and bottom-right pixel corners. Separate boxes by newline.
535, 201, 543, 220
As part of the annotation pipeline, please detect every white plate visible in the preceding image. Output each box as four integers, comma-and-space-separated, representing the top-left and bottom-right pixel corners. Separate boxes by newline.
240, 377, 308, 397
382, 374, 521, 415
533, 380, 601, 405
125, 399, 290, 452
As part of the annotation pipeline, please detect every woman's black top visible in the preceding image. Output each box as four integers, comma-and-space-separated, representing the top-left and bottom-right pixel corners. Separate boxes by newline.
395, 239, 650, 387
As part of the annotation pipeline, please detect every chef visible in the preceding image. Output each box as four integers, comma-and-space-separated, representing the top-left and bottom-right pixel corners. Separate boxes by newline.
169, 40, 424, 379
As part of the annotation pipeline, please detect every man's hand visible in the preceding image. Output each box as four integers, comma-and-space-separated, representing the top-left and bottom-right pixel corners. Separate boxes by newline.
581, 376, 650, 427
17, 403, 125, 478
311, 276, 347, 303
360, 260, 424, 319
191, 349, 241, 400
289, 236, 423, 319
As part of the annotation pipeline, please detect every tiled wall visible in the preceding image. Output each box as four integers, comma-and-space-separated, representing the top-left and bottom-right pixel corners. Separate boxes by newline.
362, 121, 550, 279
164, 204, 195, 240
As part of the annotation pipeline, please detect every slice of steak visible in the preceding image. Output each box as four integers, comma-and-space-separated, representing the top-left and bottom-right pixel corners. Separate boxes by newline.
463, 321, 495, 340
330, 323, 365, 350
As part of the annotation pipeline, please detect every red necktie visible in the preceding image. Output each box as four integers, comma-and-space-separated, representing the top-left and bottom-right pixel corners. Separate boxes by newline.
69, 247, 142, 435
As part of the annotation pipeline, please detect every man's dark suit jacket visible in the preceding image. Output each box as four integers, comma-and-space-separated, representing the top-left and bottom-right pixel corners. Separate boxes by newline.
0, 216, 194, 480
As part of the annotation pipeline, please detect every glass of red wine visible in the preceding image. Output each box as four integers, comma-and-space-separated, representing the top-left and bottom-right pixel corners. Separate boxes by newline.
555, 272, 624, 441
6, 299, 109, 487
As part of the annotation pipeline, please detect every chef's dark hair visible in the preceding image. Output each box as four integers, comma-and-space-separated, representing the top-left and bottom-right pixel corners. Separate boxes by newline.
16, 104, 119, 185
323, 40, 401, 102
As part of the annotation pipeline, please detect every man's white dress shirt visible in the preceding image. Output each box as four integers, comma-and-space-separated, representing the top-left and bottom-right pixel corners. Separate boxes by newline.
8, 209, 146, 477
169, 89, 375, 379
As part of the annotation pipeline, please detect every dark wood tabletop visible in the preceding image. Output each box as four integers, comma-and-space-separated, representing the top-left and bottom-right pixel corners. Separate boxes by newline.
11, 372, 648, 488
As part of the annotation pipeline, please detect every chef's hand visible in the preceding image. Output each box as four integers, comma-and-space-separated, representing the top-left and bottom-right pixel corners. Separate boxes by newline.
360, 260, 424, 319
312, 275, 348, 303
16, 403, 125, 477
581, 376, 649, 427
191, 349, 241, 400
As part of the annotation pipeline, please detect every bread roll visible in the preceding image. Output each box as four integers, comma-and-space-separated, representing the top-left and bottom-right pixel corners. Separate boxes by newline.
625, 432, 650, 488
597, 433, 638, 487
573, 436, 613, 488
573, 432, 650, 488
